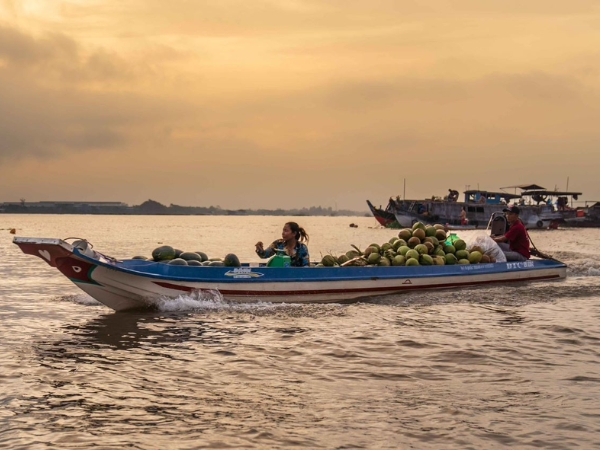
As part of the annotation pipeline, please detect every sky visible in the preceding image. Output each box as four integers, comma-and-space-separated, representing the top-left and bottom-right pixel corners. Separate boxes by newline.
0, 0, 599, 211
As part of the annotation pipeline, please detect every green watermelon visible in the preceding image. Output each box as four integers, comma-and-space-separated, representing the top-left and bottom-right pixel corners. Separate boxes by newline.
224, 253, 241, 267
152, 245, 176, 261
195, 251, 209, 262
209, 261, 224, 266
180, 252, 202, 262
167, 258, 188, 265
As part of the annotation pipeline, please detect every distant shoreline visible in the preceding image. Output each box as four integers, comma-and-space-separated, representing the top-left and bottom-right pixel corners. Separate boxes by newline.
0, 211, 369, 217
0, 199, 369, 217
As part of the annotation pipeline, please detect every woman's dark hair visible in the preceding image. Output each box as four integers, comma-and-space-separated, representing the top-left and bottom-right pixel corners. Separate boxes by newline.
286, 222, 309, 243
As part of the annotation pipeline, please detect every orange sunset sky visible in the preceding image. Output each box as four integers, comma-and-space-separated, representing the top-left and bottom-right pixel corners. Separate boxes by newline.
1, 1, 599, 210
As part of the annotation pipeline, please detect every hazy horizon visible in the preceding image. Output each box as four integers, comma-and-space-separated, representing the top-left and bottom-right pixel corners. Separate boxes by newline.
1, 1, 599, 210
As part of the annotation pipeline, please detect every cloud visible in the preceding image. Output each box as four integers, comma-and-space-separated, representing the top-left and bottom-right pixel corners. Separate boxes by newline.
1, 2, 600, 208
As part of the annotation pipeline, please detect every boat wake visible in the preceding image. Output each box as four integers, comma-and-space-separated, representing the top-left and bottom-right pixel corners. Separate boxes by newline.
55, 293, 103, 307
151, 291, 341, 315
564, 259, 600, 277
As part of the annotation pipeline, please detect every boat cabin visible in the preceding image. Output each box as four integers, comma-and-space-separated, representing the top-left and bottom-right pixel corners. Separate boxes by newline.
463, 190, 520, 205
520, 190, 582, 210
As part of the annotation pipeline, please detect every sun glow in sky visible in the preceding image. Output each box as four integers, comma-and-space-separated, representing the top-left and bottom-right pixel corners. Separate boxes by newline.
1, 0, 599, 210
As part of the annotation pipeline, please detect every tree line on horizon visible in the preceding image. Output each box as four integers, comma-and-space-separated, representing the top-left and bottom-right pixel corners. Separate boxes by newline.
1, 199, 369, 216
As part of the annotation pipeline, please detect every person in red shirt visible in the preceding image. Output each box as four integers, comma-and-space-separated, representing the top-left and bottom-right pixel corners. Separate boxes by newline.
492, 206, 530, 261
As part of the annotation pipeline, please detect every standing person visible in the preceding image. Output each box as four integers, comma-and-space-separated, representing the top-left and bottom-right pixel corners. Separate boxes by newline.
255, 222, 310, 267
491, 206, 530, 261
459, 207, 468, 225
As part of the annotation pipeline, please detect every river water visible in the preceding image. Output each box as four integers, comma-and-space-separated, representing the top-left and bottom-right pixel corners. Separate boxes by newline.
1, 215, 599, 449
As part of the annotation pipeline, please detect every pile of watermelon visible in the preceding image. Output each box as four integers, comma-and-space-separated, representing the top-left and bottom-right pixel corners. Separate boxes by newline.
132, 245, 240, 267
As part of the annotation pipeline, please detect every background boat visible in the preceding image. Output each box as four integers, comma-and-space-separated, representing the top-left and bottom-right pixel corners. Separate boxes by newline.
366, 199, 400, 228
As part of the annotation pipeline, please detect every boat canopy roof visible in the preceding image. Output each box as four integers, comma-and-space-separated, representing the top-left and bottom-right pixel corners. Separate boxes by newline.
499, 184, 546, 191
521, 190, 582, 197
464, 190, 521, 199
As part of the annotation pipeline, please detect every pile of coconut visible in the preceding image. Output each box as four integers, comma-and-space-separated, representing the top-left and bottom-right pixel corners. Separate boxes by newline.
318, 222, 496, 267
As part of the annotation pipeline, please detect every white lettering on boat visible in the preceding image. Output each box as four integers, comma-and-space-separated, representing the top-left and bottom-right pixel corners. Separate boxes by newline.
506, 261, 535, 270
459, 263, 495, 271
224, 268, 264, 278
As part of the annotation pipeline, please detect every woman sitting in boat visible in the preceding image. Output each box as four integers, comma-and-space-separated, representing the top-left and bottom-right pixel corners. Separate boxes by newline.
491, 206, 530, 262
255, 222, 310, 267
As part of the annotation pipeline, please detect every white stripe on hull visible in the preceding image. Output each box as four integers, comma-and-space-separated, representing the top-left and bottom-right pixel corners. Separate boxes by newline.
80, 264, 566, 311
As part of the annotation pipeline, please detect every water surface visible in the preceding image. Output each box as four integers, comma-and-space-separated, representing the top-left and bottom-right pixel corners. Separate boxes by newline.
1, 215, 599, 449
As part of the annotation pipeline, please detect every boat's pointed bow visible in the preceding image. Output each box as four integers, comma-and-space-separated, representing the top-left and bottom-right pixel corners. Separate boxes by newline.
12, 237, 74, 267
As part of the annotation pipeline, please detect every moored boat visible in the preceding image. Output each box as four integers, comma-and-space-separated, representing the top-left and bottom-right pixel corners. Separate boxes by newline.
369, 188, 563, 229
14, 236, 567, 312
366, 199, 399, 228
518, 189, 600, 227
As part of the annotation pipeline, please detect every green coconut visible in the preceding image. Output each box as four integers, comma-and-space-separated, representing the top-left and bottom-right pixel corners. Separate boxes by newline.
132, 256, 148, 260
420, 254, 434, 265
152, 245, 176, 261
457, 259, 470, 265
470, 245, 484, 254
481, 254, 491, 263
393, 239, 407, 251
321, 255, 337, 266
407, 236, 421, 248
201, 261, 212, 266
398, 229, 413, 241
455, 249, 469, 260
412, 228, 426, 240
398, 246, 411, 256
433, 256, 446, 265
445, 253, 458, 265
433, 224, 446, 230
406, 257, 420, 266
454, 239, 467, 251
187, 260, 203, 266
174, 249, 184, 258
180, 251, 203, 262
388, 237, 399, 245
167, 258, 188, 265
378, 256, 391, 266
435, 248, 446, 257
425, 226, 437, 237
412, 221, 426, 231
367, 252, 381, 265
384, 249, 397, 260
468, 251, 483, 264
381, 242, 393, 252
346, 250, 360, 259
443, 244, 456, 254
224, 253, 241, 267
406, 249, 420, 260
435, 230, 447, 241
424, 242, 435, 254
369, 243, 381, 253
337, 254, 350, 265
414, 244, 428, 255
392, 255, 406, 266
363, 246, 379, 257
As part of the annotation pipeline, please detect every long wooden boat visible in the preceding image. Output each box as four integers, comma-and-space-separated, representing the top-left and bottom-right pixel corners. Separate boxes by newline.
383, 190, 561, 229
13, 237, 567, 312
366, 199, 399, 228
